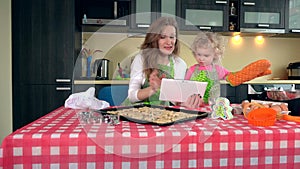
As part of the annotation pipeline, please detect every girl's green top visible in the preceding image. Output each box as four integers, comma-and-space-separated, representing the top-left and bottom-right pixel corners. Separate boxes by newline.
122, 57, 175, 106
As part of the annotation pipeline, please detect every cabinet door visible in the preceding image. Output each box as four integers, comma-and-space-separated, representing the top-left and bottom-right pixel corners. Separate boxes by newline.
12, 0, 76, 85
13, 85, 72, 131
180, 0, 229, 31
240, 0, 285, 33
288, 0, 300, 32
221, 84, 248, 103
12, 0, 79, 130
131, 0, 156, 29
158, 0, 177, 17
130, 0, 177, 30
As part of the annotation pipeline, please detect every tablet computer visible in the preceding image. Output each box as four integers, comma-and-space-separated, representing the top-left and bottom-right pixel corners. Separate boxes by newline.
159, 79, 208, 102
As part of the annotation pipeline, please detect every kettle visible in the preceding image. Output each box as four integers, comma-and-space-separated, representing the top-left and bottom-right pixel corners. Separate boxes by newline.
93, 59, 110, 80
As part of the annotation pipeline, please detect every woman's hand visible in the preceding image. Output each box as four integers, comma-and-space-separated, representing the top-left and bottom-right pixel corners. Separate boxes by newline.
181, 94, 204, 109
137, 69, 166, 101
149, 69, 165, 92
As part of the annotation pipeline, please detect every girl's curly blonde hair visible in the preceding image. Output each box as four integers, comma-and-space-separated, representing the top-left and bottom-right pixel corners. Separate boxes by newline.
191, 31, 225, 62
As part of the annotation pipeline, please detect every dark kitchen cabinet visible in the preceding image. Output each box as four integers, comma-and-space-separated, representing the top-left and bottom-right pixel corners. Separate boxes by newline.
78, 0, 131, 32
179, 0, 230, 32
12, 0, 81, 130
221, 84, 248, 103
228, 0, 240, 32
240, 0, 286, 33
130, 0, 177, 31
287, 0, 300, 33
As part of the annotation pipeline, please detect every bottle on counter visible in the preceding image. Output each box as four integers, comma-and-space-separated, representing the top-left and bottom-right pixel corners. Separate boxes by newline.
230, 3, 236, 16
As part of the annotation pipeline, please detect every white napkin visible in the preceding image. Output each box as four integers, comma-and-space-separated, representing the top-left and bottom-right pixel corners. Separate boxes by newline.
64, 87, 110, 109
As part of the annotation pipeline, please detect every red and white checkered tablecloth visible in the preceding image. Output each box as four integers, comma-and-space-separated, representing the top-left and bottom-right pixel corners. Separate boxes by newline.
1, 106, 300, 169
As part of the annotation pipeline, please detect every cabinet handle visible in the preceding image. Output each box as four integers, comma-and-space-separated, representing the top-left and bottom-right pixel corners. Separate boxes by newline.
198, 26, 212, 30
114, 1, 117, 19
137, 24, 150, 28
56, 79, 71, 83
257, 24, 270, 28
243, 2, 255, 6
215, 1, 227, 4
56, 87, 71, 91
291, 29, 300, 33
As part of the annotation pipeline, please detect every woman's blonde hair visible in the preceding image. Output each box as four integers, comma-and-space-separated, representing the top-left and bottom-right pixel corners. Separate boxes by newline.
191, 31, 225, 62
140, 17, 180, 78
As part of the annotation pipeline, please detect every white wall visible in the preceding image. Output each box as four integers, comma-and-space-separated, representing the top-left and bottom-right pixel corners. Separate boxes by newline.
0, 0, 12, 144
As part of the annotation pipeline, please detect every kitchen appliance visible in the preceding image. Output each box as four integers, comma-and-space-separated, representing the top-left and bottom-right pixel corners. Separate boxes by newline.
287, 62, 300, 80
93, 59, 110, 80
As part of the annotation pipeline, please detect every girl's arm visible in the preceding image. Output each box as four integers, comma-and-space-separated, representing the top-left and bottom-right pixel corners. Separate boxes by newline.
226, 59, 271, 86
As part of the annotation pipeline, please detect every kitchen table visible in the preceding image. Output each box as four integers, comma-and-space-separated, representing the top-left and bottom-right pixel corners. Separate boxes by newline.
1, 106, 300, 169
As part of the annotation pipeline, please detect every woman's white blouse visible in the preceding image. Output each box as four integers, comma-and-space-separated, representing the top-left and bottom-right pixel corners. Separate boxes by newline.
128, 53, 187, 103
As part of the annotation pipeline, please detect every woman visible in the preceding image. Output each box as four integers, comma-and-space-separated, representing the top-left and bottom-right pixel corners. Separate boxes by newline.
125, 16, 202, 108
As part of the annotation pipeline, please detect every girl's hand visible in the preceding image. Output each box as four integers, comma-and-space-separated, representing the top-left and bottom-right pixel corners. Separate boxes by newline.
181, 94, 204, 109
149, 69, 166, 92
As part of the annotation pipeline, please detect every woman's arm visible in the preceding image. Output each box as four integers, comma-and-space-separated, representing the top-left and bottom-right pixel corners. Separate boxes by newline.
127, 54, 144, 103
127, 54, 157, 103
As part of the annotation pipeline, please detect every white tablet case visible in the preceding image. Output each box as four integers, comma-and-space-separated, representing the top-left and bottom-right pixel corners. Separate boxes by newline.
159, 79, 208, 102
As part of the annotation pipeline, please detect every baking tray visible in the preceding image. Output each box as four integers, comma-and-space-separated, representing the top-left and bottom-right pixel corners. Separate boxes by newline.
98, 104, 208, 126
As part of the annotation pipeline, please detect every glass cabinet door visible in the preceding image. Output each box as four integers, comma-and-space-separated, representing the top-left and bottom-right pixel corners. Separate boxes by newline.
159, 0, 176, 17
131, 0, 155, 28
180, 0, 229, 32
240, 0, 285, 33
289, 0, 300, 32
131, 0, 177, 29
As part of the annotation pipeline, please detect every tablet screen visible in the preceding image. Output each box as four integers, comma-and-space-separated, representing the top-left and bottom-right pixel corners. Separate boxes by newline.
159, 79, 208, 102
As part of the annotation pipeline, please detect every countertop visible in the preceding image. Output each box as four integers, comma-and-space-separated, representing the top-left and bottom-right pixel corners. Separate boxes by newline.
74, 80, 130, 85
74, 79, 300, 85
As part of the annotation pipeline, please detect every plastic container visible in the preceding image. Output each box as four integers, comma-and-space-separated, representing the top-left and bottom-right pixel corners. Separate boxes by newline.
246, 108, 277, 126
243, 102, 278, 126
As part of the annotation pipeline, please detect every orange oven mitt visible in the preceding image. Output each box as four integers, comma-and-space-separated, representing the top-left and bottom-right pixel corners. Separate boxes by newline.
226, 59, 272, 86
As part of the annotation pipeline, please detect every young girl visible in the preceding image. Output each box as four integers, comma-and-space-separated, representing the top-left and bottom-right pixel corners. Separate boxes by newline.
125, 17, 202, 108
186, 31, 272, 105
185, 32, 229, 104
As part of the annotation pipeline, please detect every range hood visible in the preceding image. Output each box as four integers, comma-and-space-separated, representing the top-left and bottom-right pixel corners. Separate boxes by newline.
240, 28, 285, 34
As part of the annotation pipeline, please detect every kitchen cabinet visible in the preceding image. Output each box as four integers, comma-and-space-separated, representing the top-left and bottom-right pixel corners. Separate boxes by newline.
130, 0, 177, 30
288, 0, 300, 33
221, 84, 248, 103
78, 0, 131, 32
228, 0, 240, 32
179, 0, 230, 32
239, 0, 286, 33
12, 0, 81, 130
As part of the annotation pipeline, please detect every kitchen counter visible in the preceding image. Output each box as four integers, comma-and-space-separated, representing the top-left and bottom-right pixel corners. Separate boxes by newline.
74, 80, 130, 85
221, 79, 300, 85
74, 79, 300, 85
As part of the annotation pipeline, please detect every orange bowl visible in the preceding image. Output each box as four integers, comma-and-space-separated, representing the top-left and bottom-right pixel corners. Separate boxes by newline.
246, 108, 277, 127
